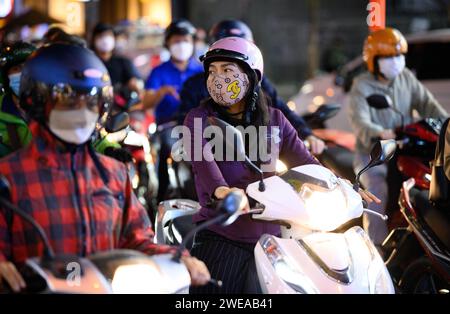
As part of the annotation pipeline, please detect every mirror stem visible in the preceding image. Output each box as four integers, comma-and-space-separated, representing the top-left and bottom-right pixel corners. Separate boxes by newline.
172, 213, 227, 262
258, 177, 265, 192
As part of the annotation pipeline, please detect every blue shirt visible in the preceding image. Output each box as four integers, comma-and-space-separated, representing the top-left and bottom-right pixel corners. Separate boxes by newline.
145, 59, 203, 124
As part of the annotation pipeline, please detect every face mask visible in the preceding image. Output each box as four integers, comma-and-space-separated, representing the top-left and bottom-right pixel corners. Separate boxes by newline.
95, 36, 115, 53
8, 72, 21, 96
115, 38, 128, 53
378, 54, 405, 80
207, 69, 250, 107
48, 108, 99, 144
169, 42, 194, 62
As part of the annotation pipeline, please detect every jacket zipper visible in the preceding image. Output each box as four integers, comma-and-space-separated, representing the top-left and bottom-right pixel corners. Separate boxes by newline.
71, 151, 88, 256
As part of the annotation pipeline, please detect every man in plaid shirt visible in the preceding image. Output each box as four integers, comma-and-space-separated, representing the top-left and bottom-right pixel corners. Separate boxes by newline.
0, 43, 209, 292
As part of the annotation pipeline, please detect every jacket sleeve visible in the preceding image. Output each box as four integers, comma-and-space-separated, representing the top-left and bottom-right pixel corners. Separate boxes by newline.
261, 77, 313, 139
0, 210, 11, 262
118, 168, 183, 256
178, 73, 209, 125
183, 110, 229, 199
348, 82, 384, 147
277, 109, 320, 168
406, 69, 448, 119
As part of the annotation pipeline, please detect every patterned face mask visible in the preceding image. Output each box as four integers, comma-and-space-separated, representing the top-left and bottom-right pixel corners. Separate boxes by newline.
206, 68, 250, 107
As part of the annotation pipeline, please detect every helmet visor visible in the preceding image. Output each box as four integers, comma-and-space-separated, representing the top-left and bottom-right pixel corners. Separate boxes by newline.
51, 83, 113, 113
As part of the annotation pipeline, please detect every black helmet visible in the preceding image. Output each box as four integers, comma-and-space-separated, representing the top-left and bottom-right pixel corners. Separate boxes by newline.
20, 43, 112, 123
165, 19, 196, 43
0, 42, 36, 94
208, 20, 254, 43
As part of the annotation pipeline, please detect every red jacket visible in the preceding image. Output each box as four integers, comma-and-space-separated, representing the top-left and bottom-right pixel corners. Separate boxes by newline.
0, 122, 175, 264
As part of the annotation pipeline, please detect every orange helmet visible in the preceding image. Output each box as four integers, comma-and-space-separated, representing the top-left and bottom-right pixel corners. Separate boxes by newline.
363, 27, 408, 73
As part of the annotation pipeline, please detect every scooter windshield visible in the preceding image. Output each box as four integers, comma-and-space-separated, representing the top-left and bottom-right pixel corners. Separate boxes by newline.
280, 170, 349, 231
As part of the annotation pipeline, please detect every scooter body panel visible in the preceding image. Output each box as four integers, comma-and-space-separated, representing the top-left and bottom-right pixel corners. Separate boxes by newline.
248, 164, 364, 232
255, 227, 394, 294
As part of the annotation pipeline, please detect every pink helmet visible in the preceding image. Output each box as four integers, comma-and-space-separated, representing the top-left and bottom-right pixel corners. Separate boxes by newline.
200, 36, 264, 82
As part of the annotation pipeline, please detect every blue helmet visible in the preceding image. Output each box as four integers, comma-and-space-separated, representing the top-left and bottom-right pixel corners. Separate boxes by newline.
20, 43, 112, 123
208, 20, 254, 44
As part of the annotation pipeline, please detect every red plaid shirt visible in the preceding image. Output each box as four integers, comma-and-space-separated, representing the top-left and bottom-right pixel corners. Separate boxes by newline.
0, 122, 176, 264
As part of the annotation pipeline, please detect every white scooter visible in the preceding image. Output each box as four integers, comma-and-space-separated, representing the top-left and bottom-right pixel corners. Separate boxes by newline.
207, 117, 397, 294
156, 117, 396, 294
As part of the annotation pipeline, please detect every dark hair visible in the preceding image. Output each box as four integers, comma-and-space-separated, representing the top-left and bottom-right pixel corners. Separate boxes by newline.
164, 19, 196, 44
90, 23, 114, 50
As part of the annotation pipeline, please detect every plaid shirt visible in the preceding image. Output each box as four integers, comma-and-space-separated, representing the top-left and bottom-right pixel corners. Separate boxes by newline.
0, 122, 177, 264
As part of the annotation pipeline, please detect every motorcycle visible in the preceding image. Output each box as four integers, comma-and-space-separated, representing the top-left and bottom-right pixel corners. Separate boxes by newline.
212, 116, 395, 293
0, 174, 234, 294
365, 94, 443, 230
382, 118, 450, 293
384, 178, 450, 294
100, 86, 158, 224
158, 117, 396, 294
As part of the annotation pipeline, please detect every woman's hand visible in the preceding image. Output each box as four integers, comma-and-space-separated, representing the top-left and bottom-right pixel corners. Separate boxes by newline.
342, 179, 381, 205
358, 188, 381, 204
0, 261, 26, 292
180, 256, 211, 286
214, 186, 250, 213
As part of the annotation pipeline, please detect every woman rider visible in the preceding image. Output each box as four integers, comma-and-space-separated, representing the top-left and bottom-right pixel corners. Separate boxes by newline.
183, 37, 379, 293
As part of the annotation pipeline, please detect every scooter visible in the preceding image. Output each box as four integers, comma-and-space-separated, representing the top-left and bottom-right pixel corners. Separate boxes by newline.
381, 118, 450, 293
208, 116, 396, 294
100, 86, 159, 224
365, 94, 442, 190
0, 175, 236, 294
365, 94, 443, 230
384, 178, 450, 294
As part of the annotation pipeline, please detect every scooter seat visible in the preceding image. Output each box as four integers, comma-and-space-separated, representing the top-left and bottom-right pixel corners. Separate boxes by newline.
409, 188, 450, 250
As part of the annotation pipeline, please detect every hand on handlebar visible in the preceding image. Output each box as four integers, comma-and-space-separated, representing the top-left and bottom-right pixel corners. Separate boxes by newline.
343, 179, 381, 205
214, 186, 250, 213
0, 261, 26, 293
378, 129, 396, 140
180, 256, 211, 286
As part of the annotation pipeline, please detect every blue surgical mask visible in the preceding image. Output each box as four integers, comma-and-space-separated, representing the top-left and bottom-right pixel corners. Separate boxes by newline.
8, 72, 21, 96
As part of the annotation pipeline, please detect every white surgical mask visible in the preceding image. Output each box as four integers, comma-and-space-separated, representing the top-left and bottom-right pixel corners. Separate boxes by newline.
115, 38, 128, 53
378, 55, 405, 80
48, 108, 99, 144
95, 36, 115, 53
8, 72, 21, 96
169, 42, 194, 62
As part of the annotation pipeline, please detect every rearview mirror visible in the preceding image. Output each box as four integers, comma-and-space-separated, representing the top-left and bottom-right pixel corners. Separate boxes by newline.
302, 103, 341, 128
104, 112, 130, 133
354, 139, 396, 191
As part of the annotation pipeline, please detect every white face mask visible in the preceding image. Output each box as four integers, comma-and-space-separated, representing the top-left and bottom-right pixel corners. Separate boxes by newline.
169, 42, 194, 62
378, 55, 405, 80
115, 38, 128, 53
95, 36, 115, 53
48, 108, 99, 144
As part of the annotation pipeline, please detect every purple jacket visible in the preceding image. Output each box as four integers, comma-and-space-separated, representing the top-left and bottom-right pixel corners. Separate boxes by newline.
183, 104, 319, 244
